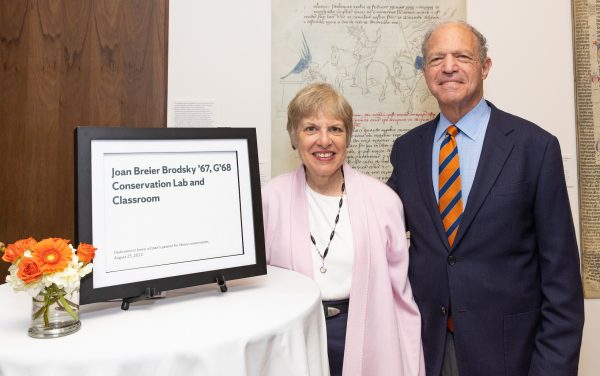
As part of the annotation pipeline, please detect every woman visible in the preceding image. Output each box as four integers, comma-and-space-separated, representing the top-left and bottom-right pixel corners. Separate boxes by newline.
262, 83, 424, 376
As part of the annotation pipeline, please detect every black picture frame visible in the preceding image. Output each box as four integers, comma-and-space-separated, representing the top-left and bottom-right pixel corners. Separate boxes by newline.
75, 127, 266, 304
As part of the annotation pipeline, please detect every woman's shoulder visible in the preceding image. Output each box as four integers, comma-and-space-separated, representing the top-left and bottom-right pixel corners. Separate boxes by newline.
348, 169, 405, 226
351, 168, 401, 202
262, 169, 298, 198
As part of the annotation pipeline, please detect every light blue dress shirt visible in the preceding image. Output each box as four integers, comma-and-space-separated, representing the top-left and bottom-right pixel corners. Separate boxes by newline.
432, 98, 491, 206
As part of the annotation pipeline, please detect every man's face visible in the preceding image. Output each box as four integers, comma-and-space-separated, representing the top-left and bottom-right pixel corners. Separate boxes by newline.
423, 23, 491, 120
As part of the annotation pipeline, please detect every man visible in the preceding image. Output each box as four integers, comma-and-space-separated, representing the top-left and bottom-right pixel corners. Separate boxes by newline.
388, 21, 584, 376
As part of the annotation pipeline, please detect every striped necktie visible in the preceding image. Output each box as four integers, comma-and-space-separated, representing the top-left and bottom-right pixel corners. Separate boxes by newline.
439, 125, 463, 247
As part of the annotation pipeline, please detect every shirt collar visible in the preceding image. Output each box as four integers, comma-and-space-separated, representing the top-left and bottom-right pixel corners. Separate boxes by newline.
435, 98, 491, 141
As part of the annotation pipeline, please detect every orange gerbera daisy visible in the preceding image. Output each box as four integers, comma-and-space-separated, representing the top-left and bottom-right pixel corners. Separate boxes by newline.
32, 238, 73, 273
2, 237, 37, 263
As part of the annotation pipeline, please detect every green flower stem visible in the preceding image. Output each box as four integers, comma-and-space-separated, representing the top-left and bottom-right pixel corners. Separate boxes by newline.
43, 294, 50, 327
58, 294, 78, 320
33, 304, 46, 320
63, 298, 79, 308
33, 284, 79, 326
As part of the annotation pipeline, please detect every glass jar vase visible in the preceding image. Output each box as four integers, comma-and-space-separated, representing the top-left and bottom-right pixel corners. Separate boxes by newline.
28, 283, 81, 339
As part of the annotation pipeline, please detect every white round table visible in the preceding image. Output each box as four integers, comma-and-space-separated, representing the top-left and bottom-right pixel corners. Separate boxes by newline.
0, 266, 329, 376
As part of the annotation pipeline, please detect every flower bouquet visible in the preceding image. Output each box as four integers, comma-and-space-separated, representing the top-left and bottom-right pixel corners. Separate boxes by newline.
0, 237, 96, 338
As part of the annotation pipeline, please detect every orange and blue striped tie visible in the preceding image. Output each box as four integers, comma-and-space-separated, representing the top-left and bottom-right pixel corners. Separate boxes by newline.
439, 125, 463, 247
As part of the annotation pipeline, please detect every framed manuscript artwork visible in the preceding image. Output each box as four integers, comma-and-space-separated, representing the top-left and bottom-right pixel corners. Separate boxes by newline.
572, 0, 600, 298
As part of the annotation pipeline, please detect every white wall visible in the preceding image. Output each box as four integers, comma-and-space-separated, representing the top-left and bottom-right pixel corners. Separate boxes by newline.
168, 1, 599, 374
167, 1, 272, 180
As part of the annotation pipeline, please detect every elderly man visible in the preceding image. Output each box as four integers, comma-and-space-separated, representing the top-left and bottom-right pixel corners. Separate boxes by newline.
387, 20, 584, 376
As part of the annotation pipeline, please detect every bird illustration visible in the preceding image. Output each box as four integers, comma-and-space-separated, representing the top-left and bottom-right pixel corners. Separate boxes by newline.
414, 55, 424, 70
281, 32, 312, 80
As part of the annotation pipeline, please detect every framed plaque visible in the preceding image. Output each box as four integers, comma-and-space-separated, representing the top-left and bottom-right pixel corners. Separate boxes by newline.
75, 127, 266, 304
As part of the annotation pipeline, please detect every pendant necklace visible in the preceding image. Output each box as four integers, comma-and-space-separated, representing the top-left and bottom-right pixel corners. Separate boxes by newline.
309, 168, 345, 274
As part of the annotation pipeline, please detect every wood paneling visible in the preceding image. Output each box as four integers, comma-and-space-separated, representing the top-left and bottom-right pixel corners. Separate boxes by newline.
0, 0, 168, 281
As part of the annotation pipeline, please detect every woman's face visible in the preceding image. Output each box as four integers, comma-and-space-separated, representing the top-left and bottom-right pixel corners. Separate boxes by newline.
296, 113, 347, 184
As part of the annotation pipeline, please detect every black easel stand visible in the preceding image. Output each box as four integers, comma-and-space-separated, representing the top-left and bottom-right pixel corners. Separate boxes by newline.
121, 287, 164, 310
216, 275, 228, 293
120, 277, 228, 310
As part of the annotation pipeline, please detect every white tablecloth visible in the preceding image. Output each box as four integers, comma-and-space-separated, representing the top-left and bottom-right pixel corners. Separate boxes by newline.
0, 266, 329, 376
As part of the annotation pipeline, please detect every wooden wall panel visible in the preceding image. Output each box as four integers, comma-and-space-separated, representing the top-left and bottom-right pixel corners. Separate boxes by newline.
0, 0, 168, 281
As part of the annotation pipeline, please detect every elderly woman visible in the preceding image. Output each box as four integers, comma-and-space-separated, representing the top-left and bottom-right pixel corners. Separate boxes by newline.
262, 83, 424, 376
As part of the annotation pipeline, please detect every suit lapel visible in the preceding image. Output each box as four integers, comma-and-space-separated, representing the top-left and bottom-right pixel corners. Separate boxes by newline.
453, 104, 515, 248
414, 118, 452, 251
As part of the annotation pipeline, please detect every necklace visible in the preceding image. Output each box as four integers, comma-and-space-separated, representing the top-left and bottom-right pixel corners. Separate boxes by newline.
309, 168, 345, 274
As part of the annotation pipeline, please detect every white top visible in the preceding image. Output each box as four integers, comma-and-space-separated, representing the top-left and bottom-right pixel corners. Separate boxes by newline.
306, 185, 354, 300
0, 266, 329, 376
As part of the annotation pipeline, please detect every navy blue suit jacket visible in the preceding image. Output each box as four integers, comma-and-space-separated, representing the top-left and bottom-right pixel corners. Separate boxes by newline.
388, 102, 584, 376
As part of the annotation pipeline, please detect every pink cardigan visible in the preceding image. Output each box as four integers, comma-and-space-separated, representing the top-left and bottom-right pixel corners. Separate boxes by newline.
262, 163, 425, 376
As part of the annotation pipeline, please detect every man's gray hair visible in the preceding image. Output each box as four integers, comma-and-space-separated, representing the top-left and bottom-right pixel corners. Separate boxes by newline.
421, 20, 488, 64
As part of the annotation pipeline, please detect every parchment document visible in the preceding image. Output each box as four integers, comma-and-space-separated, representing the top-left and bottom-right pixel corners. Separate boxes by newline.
272, 0, 466, 181
573, 0, 600, 298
